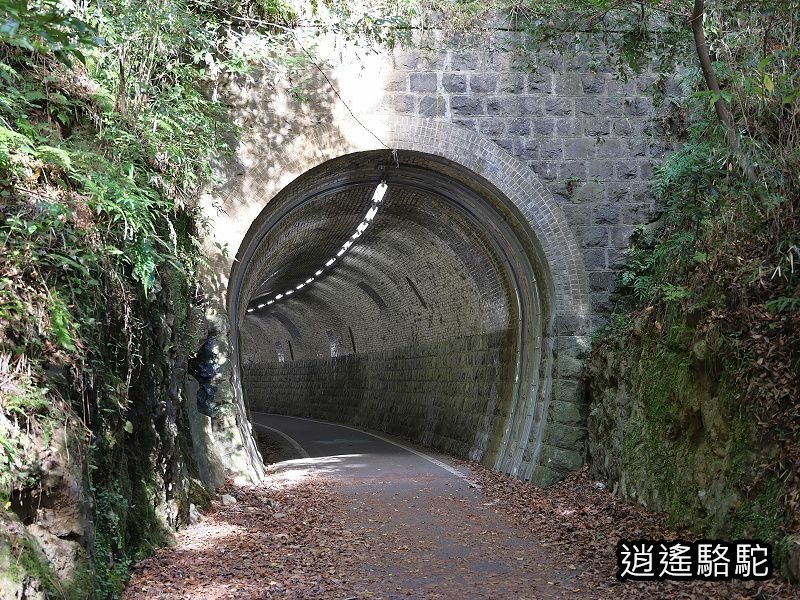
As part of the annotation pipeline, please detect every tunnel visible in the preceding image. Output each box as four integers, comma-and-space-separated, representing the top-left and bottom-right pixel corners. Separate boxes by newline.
222, 120, 591, 483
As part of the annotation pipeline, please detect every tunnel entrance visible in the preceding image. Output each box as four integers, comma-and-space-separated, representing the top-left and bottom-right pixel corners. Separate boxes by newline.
222, 119, 591, 483
233, 149, 552, 475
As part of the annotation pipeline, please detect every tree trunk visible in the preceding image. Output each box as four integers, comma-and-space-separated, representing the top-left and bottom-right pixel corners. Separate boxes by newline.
691, 0, 738, 149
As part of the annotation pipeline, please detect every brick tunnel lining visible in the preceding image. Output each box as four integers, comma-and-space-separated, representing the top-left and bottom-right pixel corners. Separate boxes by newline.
237, 150, 549, 467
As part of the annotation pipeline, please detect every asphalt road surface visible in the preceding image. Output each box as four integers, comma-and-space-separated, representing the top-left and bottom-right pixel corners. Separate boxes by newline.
250, 412, 579, 599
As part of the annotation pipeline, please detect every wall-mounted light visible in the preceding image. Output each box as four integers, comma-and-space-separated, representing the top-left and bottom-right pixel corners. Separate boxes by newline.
372, 181, 388, 203
248, 181, 388, 311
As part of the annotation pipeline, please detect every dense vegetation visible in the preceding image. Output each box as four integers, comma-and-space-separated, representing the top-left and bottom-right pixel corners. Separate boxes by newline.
0, 0, 303, 596
562, 0, 800, 561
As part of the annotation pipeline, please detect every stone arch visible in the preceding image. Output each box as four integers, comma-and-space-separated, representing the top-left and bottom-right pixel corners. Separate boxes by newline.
214, 116, 591, 485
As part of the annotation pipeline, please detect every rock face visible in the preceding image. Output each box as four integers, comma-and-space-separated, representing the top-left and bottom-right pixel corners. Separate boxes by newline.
585, 328, 793, 575
586, 334, 738, 532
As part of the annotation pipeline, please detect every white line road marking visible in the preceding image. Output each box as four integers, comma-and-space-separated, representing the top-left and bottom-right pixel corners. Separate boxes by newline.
251, 412, 473, 482
252, 421, 310, 458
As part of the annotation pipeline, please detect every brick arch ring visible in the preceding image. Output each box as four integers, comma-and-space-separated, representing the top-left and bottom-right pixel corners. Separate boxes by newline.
226, 116, 592, 485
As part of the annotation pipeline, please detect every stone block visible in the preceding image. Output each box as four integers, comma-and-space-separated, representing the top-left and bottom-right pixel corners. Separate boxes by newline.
530, 464, 563, 486
611, 225, 636, 248
555, 118, 580, 137
543, 98, 574, 117
540, 444, 585, 471
554, 74, 581, 96
624, 97, 652, 116
531, 117, 554, 136
558, 161, 586, 180
453, 118, 477, 131
451, 51, 481, 71
394, 50, 419, 70
606, 182, 634, 202
575, 226, 608, 248
586, 160, 614, 180
564, 138, 596, 159
589, 270, 616, 293
612, 118, 635, 136
562, 204, 590, 226
545, 424, 588, 449
582, 247, 607, 268
607, 248, 627, 268
478, 117, 507, 136
584, 118, 611, 137
550, 401, 590, 427
442, 73, 467, 93
578, 97, 625, 116
487, 96, 521, 116
531, 161, 557, 181
639, 160, 653, 180
556, 314, 592, 336
388, 94, 415, 113
591, 291, 613, 312
553, 378, 580, 404
451, 95, 484, 115
557, 354, 584, 379
499, 73, 524, 93
538, 139, 563, 160
606, 77, 638, 95
470, 73, 498, 93
418, 95, 446, 117
384, 73, 408, 92
620, 203, 656, 224
592, 203, 619, 225
410, 72, 437, 93
537, 54, 564, 73
581, 74, 606, 94
614, 161, 638, 180
507, 118, 530, 136
527, 72, 553, 93
512, 138, 538, 160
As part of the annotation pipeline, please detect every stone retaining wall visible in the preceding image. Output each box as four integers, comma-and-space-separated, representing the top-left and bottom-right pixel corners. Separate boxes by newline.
244, 331, 516, 461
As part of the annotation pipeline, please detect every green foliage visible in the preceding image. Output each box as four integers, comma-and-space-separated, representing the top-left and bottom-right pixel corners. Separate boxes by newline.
581, 0, 800, 552
0, 0, 97, 65
92, 483, 132, 598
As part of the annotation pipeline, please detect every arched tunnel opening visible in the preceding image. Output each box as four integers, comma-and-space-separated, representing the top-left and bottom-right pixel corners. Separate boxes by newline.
230, 149, 559, 475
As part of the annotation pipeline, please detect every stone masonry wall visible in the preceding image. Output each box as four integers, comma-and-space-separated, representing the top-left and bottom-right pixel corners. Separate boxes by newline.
378, 43, 660, 317
207, 22, 664, 485
244, 330, 516, 463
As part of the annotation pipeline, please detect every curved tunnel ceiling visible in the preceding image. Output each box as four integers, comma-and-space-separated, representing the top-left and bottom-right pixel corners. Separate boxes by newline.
234, 150, 551, 473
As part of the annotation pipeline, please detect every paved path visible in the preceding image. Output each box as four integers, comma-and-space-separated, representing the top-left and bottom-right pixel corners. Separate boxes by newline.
251, 413, 579, 598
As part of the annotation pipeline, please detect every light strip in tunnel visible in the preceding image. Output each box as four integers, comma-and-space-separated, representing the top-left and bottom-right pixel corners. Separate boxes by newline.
247, 181, 388, 312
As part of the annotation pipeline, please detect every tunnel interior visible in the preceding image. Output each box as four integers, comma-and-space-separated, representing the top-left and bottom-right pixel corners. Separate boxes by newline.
235, 150, 552, 468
